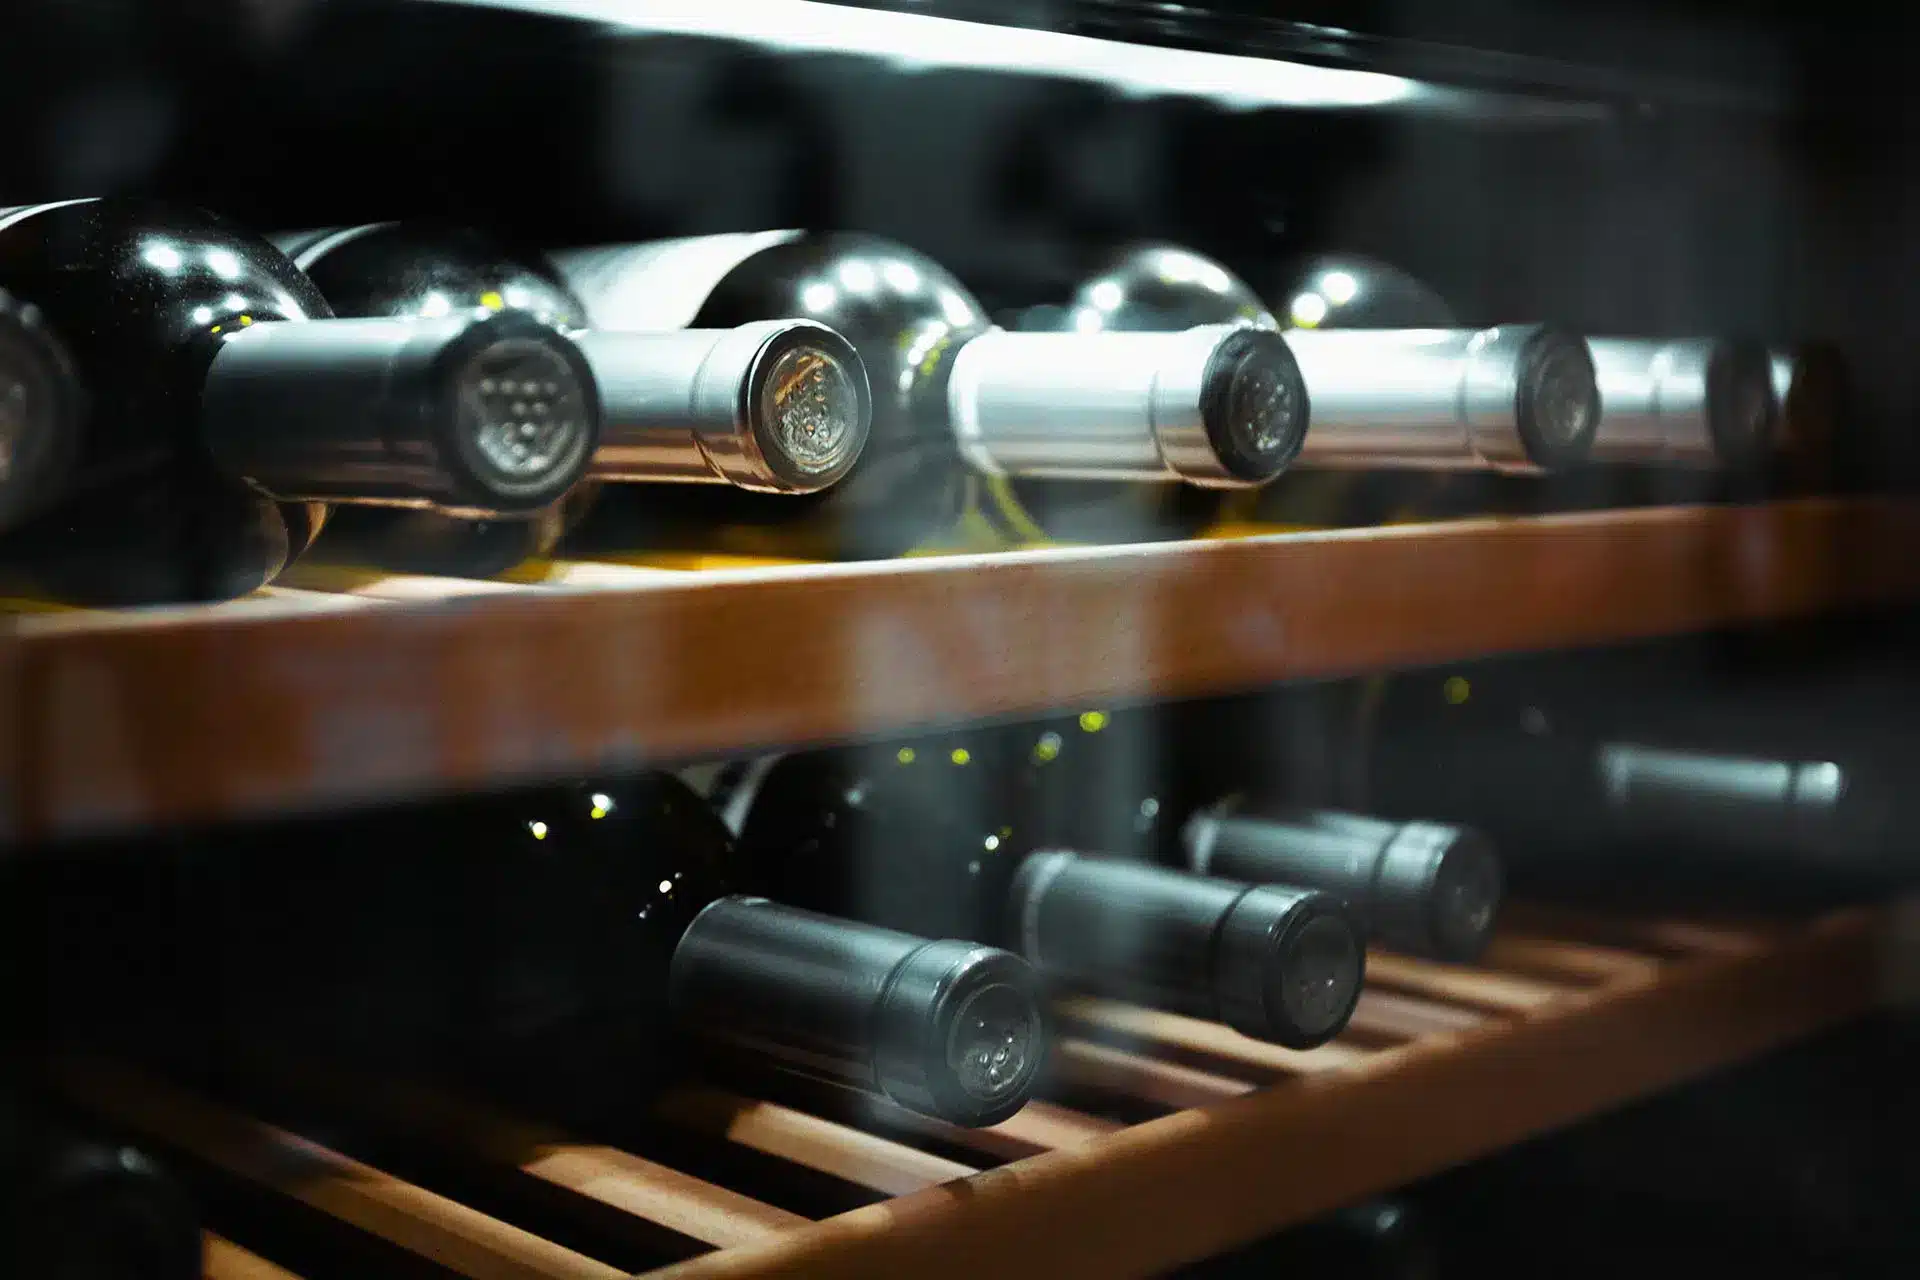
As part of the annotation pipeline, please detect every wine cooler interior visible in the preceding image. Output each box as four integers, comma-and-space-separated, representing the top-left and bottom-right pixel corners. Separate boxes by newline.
4, 1, 1920, 1277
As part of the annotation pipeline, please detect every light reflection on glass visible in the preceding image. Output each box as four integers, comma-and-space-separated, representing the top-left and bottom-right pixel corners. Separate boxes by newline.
1072, 306, 1104, 333
1289, 292, 1328, 328
882, 261, 921, 293
1087, 280, 1124, 311
1156, 250, 1201, 285
801, 281, 838, 312
1320, 271, 1359, 305
142, 243, 182, 273
477, 0, 1419, 109
938, 290, 976, 327
838, 260, 879, 294
420, 291, 453, 318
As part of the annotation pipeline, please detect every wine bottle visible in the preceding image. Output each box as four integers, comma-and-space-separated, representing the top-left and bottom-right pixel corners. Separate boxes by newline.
33, 773, 1044, 1128
1003, 708, 1502, 961
1586, 337, 1779, 472
549, 232, 1310, 559
1361, 653, 1910, 902
0, 287, 82, 535
721, 741, 1365, 1049
993, 244, 1304, 542
1183, 802, 1503, 962
0, 198, 602, 603
1012, 245, 1601, 533
1769, 342, 1849, 494
1285, 259, 1809, 513
275, 223, 872, 577
0, 1081, 201, 1280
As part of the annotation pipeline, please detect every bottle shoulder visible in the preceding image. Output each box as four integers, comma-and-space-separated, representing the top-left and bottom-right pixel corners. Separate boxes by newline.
0, 198, 331, 334
738, 745, 1024, 939
292, 222, 584, 327
1055, 243, 1275, 333
694, 234, 991, 415
0, 199, 332, 415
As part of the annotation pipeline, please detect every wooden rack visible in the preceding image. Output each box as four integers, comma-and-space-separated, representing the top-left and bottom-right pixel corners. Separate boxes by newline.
8, 497, 1918, 843
62, 905, 1884, 1280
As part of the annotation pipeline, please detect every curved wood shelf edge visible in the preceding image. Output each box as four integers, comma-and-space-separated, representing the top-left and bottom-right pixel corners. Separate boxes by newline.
636, 909, 1884, 1280
8, 498, 1917, 841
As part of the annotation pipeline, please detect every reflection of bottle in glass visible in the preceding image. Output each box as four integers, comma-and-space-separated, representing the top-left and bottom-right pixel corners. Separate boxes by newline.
1004, 709, 1501, 962
0, 1084, 202, 1280
723, 739, 1365, 1048
1769, 342, 1849, 494
550, 233, 1310, 559
0, 287, 82, 536
1361, 654, 1901, 903
0, 199, 601, 603
277, 223, 872, 577
43, 773, 1045, 1129
1586, 338, 1778, 471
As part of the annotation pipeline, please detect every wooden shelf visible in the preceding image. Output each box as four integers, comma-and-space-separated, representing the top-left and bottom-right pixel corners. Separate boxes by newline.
9, 497, 1919, 842
65, 905, 1886, 1280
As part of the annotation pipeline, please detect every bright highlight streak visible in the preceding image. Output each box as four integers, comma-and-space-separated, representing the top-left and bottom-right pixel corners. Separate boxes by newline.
1289, 292, 1329, 328
438, 0, 1420, 109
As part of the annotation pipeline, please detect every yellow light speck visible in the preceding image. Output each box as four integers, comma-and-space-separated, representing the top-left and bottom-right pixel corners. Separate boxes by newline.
1442, 676, 1471, 705
209, 325, 222, 334
528, 820, 548, 840
238, 315, 253, 326
949, 747, 971, 766
1033, 732, 1061, 763
480, 291, 505, 311
896, 747, 916, 765
1079, 710, 1109, 733
590, 805, 608, 820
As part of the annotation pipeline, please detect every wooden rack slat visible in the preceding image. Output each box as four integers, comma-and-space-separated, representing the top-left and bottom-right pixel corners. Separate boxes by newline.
203, 1233, 303, 1280
655, 1090, 978, 1197
77, 908, 1887, 1280
1361, 953, 1567, 1013
631, 909, 1879, 1280
335, 1076, 810, 1251
1054, 1040, 1255, 1110
12, 497, 1917, 841
1056, 997, 1373, 1077
1344, 990, 1490, 1041
1476, 935, 1664, 985
60, 1059, 629, 1280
